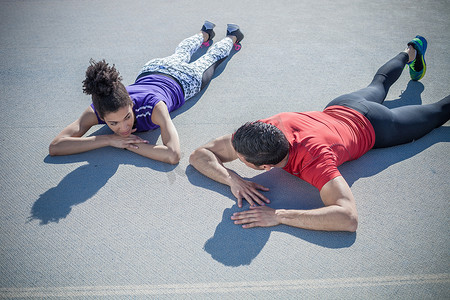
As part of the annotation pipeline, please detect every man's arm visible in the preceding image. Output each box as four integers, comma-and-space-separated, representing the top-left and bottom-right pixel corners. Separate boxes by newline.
231, 176, 358, 232
127, 101, 181, 164
189, 134, 270, 207
49, 107, 148, 156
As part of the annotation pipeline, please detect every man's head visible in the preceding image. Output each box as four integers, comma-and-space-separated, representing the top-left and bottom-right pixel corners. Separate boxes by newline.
232, 121, 289, 168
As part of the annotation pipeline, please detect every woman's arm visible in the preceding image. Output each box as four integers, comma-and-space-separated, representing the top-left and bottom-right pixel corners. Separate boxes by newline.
126, 101, 181, 164
231, 176, 358, 232
49, 107, 147, 156
49, 107, 107, 156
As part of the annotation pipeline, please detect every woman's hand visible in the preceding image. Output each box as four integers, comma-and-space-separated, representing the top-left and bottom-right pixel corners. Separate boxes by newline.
108, 129, 149, 149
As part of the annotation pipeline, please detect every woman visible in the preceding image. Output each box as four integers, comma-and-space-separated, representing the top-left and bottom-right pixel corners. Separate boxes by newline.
49, 21, 244, 164
189, 35, 450, 231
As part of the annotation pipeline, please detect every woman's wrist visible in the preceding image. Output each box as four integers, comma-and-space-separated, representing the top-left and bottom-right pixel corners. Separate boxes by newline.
96, 134, 113, 147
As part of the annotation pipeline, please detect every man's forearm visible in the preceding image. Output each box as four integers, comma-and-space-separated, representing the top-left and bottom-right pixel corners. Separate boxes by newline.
276, 205, 358, 232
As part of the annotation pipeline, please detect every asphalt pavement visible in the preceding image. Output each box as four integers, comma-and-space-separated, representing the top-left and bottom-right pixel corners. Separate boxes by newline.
1, 0, 449, 298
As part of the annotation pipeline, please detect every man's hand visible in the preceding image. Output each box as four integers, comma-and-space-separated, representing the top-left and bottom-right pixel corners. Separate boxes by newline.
229, 173, 270, 207
230, 176, 359, 231
231, 206, 280, 228
108, 129, 149, 149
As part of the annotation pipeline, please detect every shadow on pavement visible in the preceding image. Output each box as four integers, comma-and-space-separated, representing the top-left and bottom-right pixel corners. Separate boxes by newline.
190, 168, 357, 266
28, 126, 176, 225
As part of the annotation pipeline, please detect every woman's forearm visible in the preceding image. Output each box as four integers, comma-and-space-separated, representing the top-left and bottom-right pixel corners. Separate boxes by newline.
49, 135, 110, 156
127, 143, 181, 164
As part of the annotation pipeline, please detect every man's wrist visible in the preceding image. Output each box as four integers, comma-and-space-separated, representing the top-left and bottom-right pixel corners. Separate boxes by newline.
225, 169, 239, 186
275, 209, 288, 225
225, 174, 238, 187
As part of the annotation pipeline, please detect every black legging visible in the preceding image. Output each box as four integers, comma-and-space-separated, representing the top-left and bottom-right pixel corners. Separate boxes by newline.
326, 52, 450, 148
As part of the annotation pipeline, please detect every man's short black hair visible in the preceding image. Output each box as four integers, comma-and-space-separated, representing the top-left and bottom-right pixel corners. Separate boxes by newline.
232, 121, 289, 166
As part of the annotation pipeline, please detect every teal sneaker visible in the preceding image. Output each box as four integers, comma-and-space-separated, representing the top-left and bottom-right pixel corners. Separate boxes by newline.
407, 35, 427, 81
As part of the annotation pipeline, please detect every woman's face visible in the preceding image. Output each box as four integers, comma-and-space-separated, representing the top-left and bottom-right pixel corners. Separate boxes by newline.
102, 105, 135, 137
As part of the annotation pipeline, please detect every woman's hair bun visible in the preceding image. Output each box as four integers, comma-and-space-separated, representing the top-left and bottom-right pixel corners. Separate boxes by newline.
82, 59, 122, 96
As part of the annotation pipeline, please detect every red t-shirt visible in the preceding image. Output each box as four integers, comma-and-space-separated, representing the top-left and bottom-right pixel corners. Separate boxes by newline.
259, 105, 375, 190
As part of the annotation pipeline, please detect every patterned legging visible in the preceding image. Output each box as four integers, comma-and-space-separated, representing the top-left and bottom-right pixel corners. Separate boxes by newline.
138, 33, 234, 100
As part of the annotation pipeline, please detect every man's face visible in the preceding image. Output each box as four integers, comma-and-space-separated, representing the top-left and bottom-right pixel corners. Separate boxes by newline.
236, 153, 266, 170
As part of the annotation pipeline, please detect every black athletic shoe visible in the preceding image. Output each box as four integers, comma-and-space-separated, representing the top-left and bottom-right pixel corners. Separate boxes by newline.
226, 24, 244, 50
201, 20, 216, 42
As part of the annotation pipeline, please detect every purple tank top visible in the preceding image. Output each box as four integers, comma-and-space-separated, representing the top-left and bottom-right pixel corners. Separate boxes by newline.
90, 74, 185, 131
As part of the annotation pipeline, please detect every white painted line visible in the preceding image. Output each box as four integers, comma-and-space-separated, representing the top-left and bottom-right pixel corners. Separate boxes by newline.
1, 273, 449, 298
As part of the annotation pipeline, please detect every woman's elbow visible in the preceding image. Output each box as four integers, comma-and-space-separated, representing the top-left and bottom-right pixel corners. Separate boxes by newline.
166, 149, 181, 165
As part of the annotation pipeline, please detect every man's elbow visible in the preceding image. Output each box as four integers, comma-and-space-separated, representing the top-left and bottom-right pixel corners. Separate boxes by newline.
189, 148, 203, 167
48, 143, 60, 156
345, 210, 358, 232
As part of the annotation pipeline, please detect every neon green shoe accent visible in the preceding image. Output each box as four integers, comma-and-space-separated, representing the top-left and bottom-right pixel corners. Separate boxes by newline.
409, 55, 426, 81
407, 35, 427, 81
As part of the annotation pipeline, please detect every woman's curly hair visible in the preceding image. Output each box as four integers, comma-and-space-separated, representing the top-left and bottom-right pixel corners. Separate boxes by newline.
82, 59, 131, 119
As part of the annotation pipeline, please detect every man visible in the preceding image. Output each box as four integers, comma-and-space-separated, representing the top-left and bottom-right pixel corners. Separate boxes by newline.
189, 35, 450, 232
